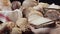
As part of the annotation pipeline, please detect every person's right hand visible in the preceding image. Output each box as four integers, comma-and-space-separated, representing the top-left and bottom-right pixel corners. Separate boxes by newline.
29, 25, 51, 34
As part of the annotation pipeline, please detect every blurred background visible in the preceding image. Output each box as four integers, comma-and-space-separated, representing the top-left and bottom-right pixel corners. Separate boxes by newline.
10, 0, 60, 5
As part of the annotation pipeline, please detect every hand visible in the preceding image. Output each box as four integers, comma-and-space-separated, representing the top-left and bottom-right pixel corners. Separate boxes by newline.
29, 25, 51, 34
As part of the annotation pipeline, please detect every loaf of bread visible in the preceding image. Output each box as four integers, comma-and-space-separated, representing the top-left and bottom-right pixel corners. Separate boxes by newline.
10, 27, 22, 34
22, 0, 38, 8
44, 9, 60, 20
33, 2, 49, 10
48, 4, 60, 9
16, 18, 29, 32
7, 9, 22, 22
12, 1, 21, 10
23, 7, 53, 28
0, 0, 12, 11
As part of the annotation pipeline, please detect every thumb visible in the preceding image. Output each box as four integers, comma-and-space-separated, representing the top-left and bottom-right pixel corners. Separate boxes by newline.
29, 25, 36, 31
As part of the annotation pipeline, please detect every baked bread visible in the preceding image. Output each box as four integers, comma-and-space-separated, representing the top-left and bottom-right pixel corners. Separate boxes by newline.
10, 27, 22, 34
12, 1, 21, 10
0, 0, 12, 11
23, 7, 53, 28
48, 4, 60, 9
16, 18, 28, 32
7, 9, 22, 22
22, 0, 38, 8
44, 9, 60, 20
